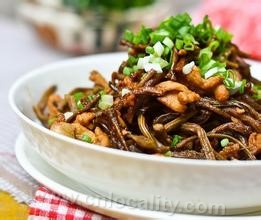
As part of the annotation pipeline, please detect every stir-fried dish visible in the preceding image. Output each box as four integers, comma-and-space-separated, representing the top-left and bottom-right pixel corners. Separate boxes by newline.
34, 13, 261, 160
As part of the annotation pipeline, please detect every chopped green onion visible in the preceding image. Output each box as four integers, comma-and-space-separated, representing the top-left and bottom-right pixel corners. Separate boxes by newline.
121, 13, 235, 89
163, 46, 170, 56
159, 59, 169, 69
150, 56, 169, 68
216, 28, 233, 44
171, 135, 182, 147
73, 92, 84, 102
64, 112, 73, 120
220, 138, 229, 147
182, 61, 195, 75
162, 37, 174, 49
137, 56, 150, 69
193, 15, 214, 44
153, 41, 164, 57
204, 67, 219, 79
183, 34, 198, 45
171, 13, 192, 29
164, 151, 172, 157
145, 46, 154, 54
133, 65, 139, 72
127, 56, 138, 66
48, 117, 56, 126
199, 47, 213, 68
175, 39, 184, 50
178, 26, 190, 37
144, 63, 162, 73
132, 25, 152, 45
99, 90, 106, 96
239, 79, 247, 94
123, 66, 133, 76
209, 40, 219, 51
98, 94, 113, 110
228, 80, 245, 95
221, 69, 247, 94
121, 88, 131, 96
82, 134, 92, 143
76, 100, 84, 110
218, 67, 226, 73
88, 95, 94, 101
73, 92, 84, 110
223, 78, 235, 89
123, 29, 134, 42
184, 43, 194, 51
201, 59, 216, 73
150, 29, 170, 44
253, 84, 261, 100
137, 53, 146, 58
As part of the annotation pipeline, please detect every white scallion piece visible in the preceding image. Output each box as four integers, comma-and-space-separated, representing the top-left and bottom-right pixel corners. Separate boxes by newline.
121, 88, 131, 97
144, 63, 162, 73
150, 56, 169, 68
220, 138, 229, 147
64, 112, 74, 120
153, 41, 164, 57
229, 81, 242, 95
218, 67, 226, 72
202, 60, 216, 71
98, 94, 113, 110
162, 37, 174, 49
204, 67, 218, 79
137, 56, 150, 69
182, 61, 195, 75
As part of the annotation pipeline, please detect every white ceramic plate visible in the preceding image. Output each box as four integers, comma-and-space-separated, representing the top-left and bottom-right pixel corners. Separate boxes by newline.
9, 52, 261, 215
15, 133, 261, 220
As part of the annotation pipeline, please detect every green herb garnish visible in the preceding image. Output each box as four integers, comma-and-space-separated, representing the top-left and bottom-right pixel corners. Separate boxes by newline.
48, 117, 57, 126
253, 84, 261, 100
88, 95, 94, 101
171, 135, 182, 147
98, 94, 113, 110
123, 66, 133, 76
220, 138, 229, 147
175, 39, 184, 50
164, 151, 172, 157
131, 25, 152, 45
123, 30, 134, 42
73, 92, 84, 101
122, 13, 247, 95
99, 90, 106, 96
76, 101, 84, 110
239, 79, 247, 94
145, 46, 155, 54
127, 56, 138, 66
82, 134, 92, 143
73, 92, 85, 110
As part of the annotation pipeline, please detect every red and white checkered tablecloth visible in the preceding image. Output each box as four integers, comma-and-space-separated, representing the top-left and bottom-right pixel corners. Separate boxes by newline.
29, 186, 114, 220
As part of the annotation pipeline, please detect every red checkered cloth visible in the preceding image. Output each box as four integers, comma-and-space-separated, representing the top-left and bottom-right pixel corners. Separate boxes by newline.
29, 186, 114, 220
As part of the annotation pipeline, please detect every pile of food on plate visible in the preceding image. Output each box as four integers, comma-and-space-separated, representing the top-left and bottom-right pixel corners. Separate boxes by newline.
34, 13, 261, 160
